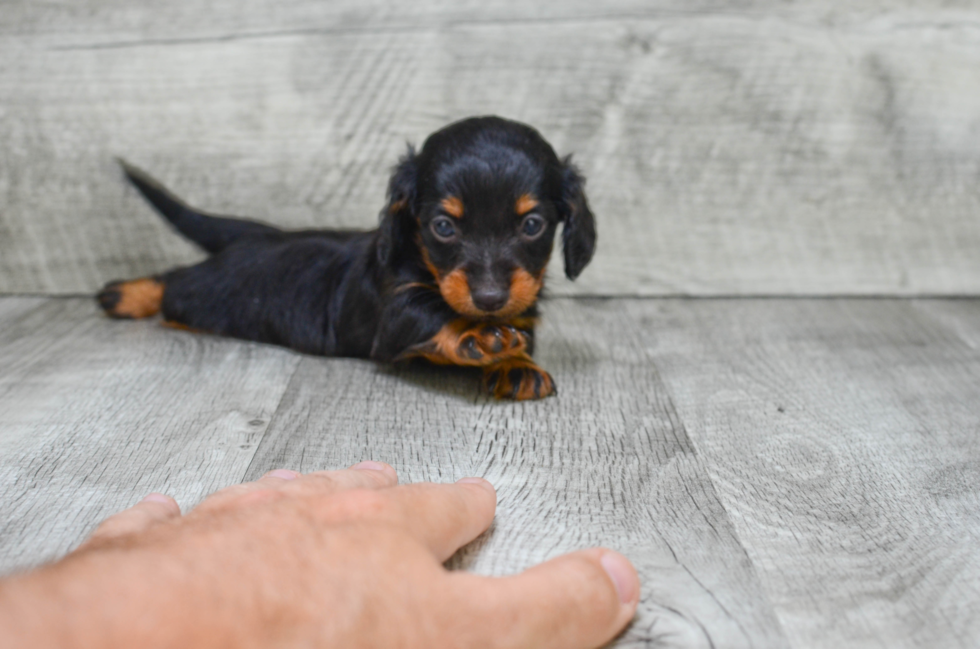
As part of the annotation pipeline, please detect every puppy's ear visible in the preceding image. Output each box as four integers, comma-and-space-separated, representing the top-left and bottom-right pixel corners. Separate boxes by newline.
377, 145, 418, 267
558, 156, 597, 280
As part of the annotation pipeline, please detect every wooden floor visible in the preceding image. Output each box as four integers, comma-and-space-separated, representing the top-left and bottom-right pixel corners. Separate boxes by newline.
1, 295, 978, 648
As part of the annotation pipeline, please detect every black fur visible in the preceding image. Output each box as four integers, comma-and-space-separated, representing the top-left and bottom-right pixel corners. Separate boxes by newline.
102, 116, 596, 396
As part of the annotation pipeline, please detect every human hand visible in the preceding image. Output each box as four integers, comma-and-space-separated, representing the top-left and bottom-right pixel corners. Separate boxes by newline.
0, 462, 638, 648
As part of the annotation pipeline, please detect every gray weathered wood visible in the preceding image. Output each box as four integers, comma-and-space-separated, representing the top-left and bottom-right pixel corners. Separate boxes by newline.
4, 296, 980, 647
242, 298, 787, 648
0, 298, 301, 571
648, 298, 980, 648
3, 2, 980, 296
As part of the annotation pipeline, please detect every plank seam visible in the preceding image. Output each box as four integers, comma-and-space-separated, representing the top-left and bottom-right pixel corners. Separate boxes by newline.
238, 356, 306, 484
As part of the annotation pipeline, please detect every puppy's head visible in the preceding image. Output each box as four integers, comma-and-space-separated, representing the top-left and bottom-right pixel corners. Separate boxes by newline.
378, 116, 596, 318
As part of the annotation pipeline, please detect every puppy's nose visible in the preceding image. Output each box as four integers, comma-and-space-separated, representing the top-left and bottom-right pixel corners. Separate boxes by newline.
471, 286, 509, 312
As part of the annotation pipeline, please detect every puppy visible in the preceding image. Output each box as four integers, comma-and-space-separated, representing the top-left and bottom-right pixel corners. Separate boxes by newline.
97, 116, 596, 400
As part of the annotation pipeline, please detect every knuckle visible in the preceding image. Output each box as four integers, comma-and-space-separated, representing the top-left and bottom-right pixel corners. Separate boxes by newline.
301, 472, 340, 489
90, 517, 127, 537
237, 489, 286, 507
214, 484, 252, 499
323, 489, 394, 521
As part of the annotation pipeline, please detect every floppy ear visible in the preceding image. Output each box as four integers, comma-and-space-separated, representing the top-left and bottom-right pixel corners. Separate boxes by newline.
377, 146, 418, 267
558, 156, 597, 280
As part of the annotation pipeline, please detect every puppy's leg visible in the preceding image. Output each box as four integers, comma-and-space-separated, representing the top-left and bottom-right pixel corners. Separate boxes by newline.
395, 319, 531, 366
482, 357, 556, 400
97, 278, 165, 319
97, 267, 210, 333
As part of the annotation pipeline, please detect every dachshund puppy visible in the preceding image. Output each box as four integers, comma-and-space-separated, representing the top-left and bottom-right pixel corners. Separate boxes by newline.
97, 116, 596, 400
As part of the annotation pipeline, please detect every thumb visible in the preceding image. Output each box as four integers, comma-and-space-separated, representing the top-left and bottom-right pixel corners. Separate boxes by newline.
457, 548, 639, 649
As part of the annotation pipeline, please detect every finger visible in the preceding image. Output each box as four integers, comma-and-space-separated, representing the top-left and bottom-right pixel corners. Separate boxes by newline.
382, 478, 496, 561
198, 469, 303, 508
261, 468, 302, 481
80, 493, 181, 549
191, 476, 292, 513
297, 461, 398, 493
195, 462, 397, 513
456, 548, 639, 649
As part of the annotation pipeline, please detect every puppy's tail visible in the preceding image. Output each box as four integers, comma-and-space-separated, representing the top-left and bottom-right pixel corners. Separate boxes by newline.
117, 158, 280, 254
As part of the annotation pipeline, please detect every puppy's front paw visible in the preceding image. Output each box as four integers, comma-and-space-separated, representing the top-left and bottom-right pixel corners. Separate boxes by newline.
483, 358, 556, 400
398, 322, 530, 366
97, 278, 164, 319
457, 325, 527, 363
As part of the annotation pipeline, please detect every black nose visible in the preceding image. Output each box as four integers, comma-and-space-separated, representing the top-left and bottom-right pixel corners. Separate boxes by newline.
471, 286, 509, 312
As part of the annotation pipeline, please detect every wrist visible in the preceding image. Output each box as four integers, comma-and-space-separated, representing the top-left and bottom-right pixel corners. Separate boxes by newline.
0, 544, 249, 649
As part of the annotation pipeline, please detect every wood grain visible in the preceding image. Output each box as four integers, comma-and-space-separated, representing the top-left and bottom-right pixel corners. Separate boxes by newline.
647, 298, 980, 648
4, 296, 980, 647
3, 2, 980, 296
0, 298, 300, 572
244, 297, 787, 647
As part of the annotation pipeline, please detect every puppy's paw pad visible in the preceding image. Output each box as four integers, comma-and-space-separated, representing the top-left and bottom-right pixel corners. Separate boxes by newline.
483, 360, 555, 400
97, 278, 164, 319
458, 335, 485, 360
458, 325, 527, 361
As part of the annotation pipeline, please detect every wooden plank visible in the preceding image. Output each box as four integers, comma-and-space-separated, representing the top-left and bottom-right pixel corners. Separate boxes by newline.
4, 4, 980, 296
646, 298, 980, 648
0, 298, 301, 572
0, 1, 896, 44
1, 1, 969, 44
244, 298, 787, 647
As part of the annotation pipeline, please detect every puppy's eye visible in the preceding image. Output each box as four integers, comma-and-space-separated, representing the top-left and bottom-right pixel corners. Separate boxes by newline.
430, 217, 457, 242
520, 214, 545, 239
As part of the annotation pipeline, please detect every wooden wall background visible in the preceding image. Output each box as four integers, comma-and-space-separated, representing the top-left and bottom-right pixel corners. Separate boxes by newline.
3, 0, 980, 296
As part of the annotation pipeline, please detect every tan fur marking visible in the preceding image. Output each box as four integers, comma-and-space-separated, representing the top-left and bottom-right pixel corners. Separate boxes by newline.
500, 268, 542, 317
162, 320, 206, 334
389, 198, 407, 214
419, 244, 443, 282
515, 193, 539, 216
439, 269, 480, 316
440, 196, 464, 218
414, 320, 470, 366
113, 278, 164, 318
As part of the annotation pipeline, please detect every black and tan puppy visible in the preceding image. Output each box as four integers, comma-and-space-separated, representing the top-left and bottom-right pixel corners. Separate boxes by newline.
97, 116, 596, 400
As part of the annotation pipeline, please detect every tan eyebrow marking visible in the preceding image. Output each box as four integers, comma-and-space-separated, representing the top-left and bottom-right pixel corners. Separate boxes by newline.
515, 194, 539, 216
440, 196, 464, 219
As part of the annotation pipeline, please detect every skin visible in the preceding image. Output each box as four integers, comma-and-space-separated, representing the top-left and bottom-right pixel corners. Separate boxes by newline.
0, 462, 639, 648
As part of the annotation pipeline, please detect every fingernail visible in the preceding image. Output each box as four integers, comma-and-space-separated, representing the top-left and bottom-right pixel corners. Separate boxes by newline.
350, 461, 389, 472
141, 493, 174, 504
457, 477, 494, 490
600, 551, 638, 604
265, 469, 300, 481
